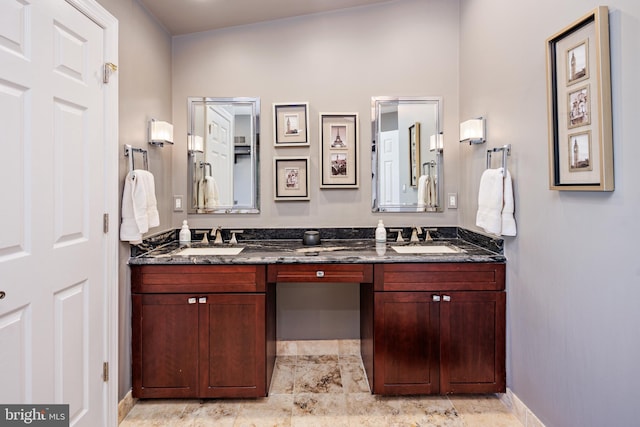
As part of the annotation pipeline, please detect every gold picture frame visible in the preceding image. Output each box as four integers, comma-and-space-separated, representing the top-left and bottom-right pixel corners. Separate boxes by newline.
546, 6, 613, 191
409, 122, 420, 187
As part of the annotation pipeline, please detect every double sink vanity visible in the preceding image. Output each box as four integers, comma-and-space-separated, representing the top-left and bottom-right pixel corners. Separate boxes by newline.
128, 226, 506, 399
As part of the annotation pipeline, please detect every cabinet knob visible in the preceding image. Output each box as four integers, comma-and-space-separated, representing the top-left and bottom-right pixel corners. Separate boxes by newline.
188, 297, 197, 304
442, 295, 451, 302
198, 297, 207, 304
316, 271, 325, 278
432, 295, 441, 302
0, 291, 5, 299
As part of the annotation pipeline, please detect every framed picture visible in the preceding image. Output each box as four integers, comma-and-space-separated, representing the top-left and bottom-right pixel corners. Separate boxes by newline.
319, 112, 359, 188
409, 122, 421, 187
567, 85, 590, 129
273, 102, 309, 146
568, 131, 593, 172
546, 6, 613, 191
274, 157, 310, 201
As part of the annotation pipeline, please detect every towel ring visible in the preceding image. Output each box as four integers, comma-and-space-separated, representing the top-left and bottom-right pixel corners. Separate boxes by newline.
199, 161, 212, 178
486, 144, 511, 173
124, 144, 149, 172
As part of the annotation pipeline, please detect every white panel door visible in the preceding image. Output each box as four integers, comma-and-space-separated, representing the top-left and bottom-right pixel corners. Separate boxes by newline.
0, 1, 117, 426
206, 105, 234, 207
379, 130, 400, 205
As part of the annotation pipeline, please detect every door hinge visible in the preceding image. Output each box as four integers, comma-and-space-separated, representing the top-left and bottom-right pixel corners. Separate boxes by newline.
103, 213, 109, 233
103, 62, 118, 84
103, 362, 109, 382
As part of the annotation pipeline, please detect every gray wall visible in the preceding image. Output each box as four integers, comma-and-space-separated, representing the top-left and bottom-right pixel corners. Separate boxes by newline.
171, 0, 461, 341
171, 0, 461, 231
96, 0, 173, 400
459, 1, 640, 426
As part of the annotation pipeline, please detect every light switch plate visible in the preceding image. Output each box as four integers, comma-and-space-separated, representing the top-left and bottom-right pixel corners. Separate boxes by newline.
447, 193, 458, 209
173, 195, 183, 212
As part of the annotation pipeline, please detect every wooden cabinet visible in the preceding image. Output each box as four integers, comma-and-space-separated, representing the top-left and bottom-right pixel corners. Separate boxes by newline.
131, 265, 273, 399
366, 263, 506, 395
131, 260, 505, 398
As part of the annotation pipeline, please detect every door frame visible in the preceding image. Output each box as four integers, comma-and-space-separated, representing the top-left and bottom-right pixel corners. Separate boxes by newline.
65, 0, 119, 425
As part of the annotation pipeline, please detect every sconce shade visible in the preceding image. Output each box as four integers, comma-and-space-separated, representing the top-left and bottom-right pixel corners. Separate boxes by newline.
148, 119, 174, 146
459, 118, 485, 144
429, 133, 444, 151
188, 134, 204, 153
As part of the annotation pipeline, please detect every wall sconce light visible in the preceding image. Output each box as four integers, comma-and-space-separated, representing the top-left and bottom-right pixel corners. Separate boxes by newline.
188, 134, 204, 154
459, 117, 485, 145
429, 133, 444, 151
148, 119, 174, 146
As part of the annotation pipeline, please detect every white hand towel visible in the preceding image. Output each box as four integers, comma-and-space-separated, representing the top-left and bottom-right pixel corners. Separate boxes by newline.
427, 175, 436, 208
204, 176, 219, 209
417, 175, 428, 209
119, 169, 159, 243
120, 170, 143, 243
196, 178, 205, 210
137, 170, 159, 229
476, 168, 504, 236
501, 169, 517, 236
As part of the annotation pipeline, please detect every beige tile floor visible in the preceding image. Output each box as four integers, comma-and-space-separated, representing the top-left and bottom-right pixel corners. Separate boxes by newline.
120, 340, 523, 427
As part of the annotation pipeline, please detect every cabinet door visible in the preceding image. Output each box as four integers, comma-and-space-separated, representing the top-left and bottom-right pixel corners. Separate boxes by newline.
439, 291, 506, 393
199, 293, 266, 398
373, 292, 440, 395
132, 294, 199, 398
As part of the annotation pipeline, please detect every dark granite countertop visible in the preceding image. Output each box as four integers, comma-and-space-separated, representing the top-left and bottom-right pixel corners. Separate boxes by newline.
128, 227, 505, 265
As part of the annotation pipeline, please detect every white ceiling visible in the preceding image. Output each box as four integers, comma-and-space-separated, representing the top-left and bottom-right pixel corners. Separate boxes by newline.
139, 0, 397, 35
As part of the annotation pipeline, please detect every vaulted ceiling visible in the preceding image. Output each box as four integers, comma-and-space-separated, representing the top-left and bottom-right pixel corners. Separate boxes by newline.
139, 0, 396, 35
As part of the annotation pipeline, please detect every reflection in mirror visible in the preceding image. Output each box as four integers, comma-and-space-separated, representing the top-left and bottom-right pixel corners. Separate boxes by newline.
371, 96, 443, 213
187, 97, 260, 214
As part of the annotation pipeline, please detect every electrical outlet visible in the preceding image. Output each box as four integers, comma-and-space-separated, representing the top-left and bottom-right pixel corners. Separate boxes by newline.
447, 193, 458, 209
173, 195, 183, 212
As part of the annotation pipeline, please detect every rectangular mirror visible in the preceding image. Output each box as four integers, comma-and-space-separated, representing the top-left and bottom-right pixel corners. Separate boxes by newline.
371, 96, 443, 213
187, 97, 260, 214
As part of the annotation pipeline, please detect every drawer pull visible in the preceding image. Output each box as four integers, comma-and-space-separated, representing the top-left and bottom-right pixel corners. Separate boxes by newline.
316, 271, 325, 278
432, 295, 441, 302
188, 297, 197, 304
442, 295, 451, 302
198, 297, 207, 304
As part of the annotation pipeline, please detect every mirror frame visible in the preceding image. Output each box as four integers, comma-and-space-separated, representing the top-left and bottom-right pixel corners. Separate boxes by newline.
371, 96, 444, 213
187, 96, 260, 214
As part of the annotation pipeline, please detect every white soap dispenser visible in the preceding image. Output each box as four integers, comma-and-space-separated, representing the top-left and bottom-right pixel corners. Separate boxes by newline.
375, 220, 387, 243
179, 220, 191, 245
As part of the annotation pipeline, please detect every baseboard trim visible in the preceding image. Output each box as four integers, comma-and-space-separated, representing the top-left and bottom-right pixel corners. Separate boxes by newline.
500, 388, 545, 427
117, 390, 137, 425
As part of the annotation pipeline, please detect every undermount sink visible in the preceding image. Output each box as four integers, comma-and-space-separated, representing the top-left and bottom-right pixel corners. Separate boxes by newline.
176, 247, 244, 256
391, 244, 462, 254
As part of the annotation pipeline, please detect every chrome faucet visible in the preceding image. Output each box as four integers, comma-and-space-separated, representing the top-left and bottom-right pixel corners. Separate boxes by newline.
211, 227, 223, 244
410, 226, 422, 243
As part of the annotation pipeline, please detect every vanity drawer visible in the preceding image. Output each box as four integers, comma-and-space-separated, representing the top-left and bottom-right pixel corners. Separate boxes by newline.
374, 263, 505, 291
268, 264, 373, 284
131, 265, 266, 293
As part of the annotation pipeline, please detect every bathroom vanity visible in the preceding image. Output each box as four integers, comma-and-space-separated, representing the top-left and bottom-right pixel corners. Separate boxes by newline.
129, 227, 506, 399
